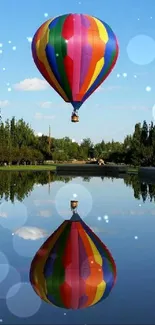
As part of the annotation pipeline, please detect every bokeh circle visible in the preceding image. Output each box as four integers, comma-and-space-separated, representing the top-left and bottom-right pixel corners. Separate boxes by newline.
0, 200, 28, 231
55, 183, 93, 219
0, 265, 21, 299
127, 35, 155, 65
0, 251, 9, 284
6, 282, 41, 318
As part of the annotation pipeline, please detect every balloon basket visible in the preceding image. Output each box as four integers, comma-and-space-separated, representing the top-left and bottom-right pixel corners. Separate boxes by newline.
71, 114, 79, 122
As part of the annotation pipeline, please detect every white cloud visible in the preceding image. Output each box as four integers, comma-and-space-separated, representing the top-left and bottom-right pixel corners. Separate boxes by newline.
33, 199, 54, 206
38, 210, 51, 217
27, 37, 32, 43
13, 78, 49, 91
40, 101, 53, 108
0, 100, 9, 108
34, 112, 55, 120
103, 86, 122, 91
0, 212, 7, 218
96, 85, 122, 92
90, 226, 107, 233
14, 226, 48, 240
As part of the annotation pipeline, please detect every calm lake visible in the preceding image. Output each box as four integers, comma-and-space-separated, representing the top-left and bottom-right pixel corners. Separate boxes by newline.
0, 171, 155, 324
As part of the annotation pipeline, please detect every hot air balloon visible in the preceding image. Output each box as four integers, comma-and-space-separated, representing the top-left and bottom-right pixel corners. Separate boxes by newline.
32, 14, 119, 123
30, 201, 116, 309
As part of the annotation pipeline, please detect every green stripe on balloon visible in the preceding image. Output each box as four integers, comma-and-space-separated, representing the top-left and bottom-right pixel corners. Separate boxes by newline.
48, 15, 72, 101
45, 222, 72, 307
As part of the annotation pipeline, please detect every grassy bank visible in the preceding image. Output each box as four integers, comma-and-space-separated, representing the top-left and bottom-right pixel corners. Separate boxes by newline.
0, 164, 57, 171
0, 164, 139, 173
127, 167, 139, 174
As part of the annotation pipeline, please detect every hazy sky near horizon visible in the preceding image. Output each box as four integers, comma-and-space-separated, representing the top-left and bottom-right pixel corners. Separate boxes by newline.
0, 0, 155, 143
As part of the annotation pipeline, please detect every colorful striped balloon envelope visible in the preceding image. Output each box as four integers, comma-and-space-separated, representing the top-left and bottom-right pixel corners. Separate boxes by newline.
29, 213, 117, 309
32, 13, 119, 122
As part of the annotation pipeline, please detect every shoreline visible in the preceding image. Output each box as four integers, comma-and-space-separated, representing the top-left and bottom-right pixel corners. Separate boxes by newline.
0, 163, 155, 179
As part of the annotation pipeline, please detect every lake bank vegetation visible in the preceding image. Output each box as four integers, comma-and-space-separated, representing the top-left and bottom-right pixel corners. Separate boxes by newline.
0, 171, 154, 203
0, 116, 154, 167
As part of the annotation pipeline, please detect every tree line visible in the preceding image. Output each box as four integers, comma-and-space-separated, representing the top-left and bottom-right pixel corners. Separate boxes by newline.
0, 116, 154, 166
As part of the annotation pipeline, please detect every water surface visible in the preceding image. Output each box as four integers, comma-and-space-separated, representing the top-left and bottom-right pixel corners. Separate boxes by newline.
0, 171, 155, 324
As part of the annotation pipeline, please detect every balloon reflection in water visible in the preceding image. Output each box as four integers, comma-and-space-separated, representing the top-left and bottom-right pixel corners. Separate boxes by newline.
30, 201, 116, 309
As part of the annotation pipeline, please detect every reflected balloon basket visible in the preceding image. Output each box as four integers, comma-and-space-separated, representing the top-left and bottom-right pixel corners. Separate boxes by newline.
70, 200, 78, 211
29, 200, 117, 310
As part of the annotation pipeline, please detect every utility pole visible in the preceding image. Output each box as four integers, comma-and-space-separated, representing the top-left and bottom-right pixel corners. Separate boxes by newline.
48, 125, 51, 154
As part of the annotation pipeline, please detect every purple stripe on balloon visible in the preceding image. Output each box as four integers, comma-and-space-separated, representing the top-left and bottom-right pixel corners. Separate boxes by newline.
79, 15, 92, 89
78, 294, 88, 308
81, 14, 90, 28
78, 234, 90, 279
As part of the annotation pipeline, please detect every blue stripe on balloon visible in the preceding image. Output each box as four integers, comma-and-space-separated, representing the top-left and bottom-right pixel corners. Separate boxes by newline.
82, 21, 117, 102
71, 101, 82, 110
46, 44, 62, 85
31, 37, 36, 57
47, 293, 60, 306
49, 16, 60, 29
43, 252, 57, 278
101, 258, 114, 298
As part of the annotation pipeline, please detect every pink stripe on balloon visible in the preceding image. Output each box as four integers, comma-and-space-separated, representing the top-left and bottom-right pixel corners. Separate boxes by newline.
68, 14, 82, 100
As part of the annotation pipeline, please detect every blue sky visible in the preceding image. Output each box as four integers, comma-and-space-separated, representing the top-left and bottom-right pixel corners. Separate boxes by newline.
0, 0, 155, 143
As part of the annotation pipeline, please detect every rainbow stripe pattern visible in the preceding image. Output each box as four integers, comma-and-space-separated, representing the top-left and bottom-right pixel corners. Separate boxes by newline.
30, 218, 116, 309
32, 14, 119, 111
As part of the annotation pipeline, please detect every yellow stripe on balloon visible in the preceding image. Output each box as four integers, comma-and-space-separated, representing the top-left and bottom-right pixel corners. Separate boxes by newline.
91, 280, 106, 305
86, 234, 102, 266
86, 57, 104, 92
36, 19, 69, 101
31, 221, 68, 304
94, 17, 109, 44
86, 17, 109, 92
31, 269, 50, 304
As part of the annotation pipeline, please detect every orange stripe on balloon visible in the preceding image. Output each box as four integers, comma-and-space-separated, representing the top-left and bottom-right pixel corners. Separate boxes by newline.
84, 39, 119, 103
